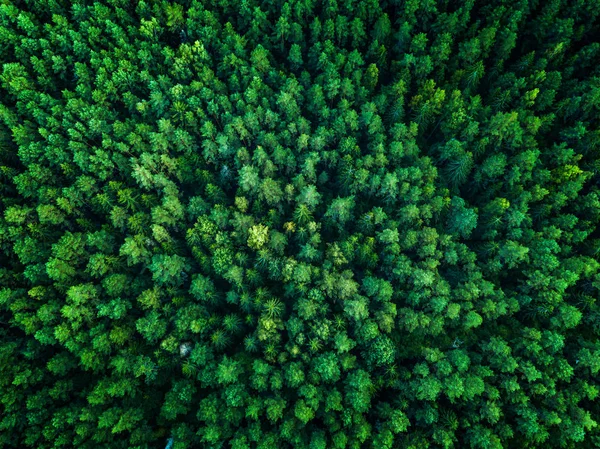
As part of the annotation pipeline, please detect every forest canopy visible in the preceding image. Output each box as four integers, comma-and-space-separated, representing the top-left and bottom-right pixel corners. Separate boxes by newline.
1, 0, 600, 448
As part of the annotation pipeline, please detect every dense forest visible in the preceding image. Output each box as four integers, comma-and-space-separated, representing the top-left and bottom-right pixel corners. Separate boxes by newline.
1, 0, 600, 448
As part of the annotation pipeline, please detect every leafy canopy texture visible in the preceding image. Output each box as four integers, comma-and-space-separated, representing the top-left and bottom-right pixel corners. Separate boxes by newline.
1, 1, 600, 448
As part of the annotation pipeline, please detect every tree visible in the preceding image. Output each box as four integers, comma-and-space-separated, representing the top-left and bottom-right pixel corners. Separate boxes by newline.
248, 224, 269, 250
149, 254, 188, 286
447, 196, 478, 238
325, 196, 355, 228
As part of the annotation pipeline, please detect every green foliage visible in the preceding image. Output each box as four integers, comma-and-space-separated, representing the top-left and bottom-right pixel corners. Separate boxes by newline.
247, 224, 269, 250
0, 1, 599, 448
